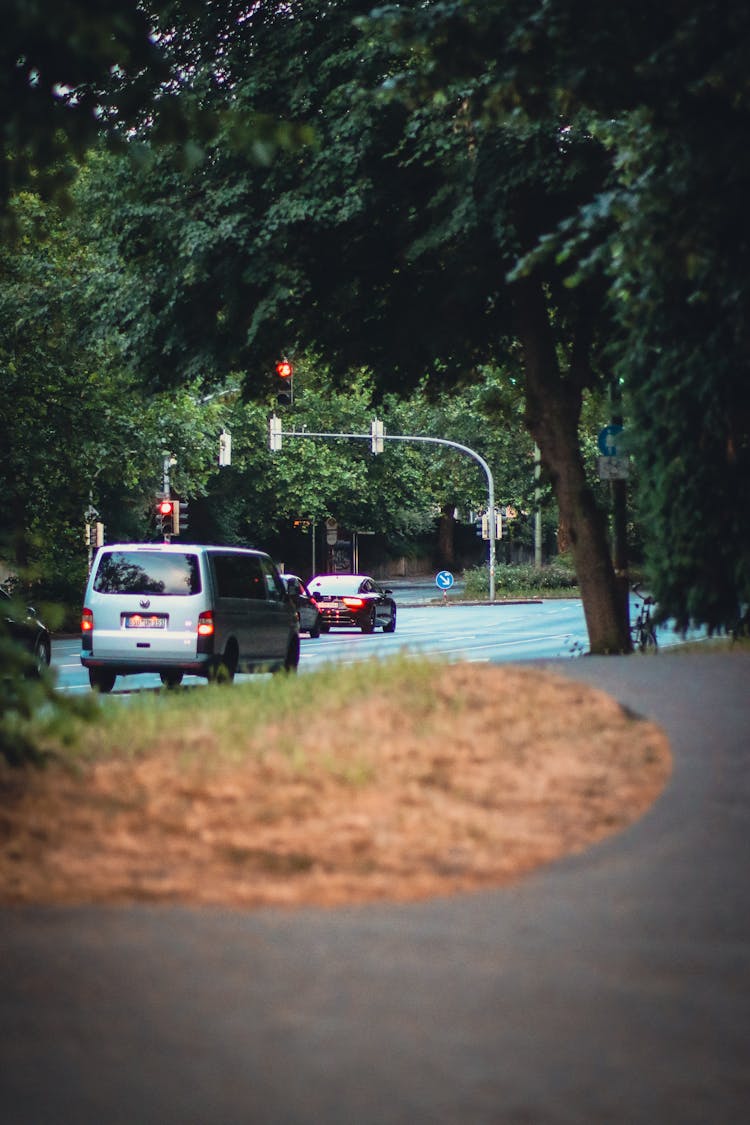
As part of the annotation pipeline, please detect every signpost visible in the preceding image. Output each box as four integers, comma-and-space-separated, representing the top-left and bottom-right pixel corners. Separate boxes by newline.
598, 455, 630, 480
436, 570, 454, 603
597, 425, 629, 480
597, 424, 623, 456
598, 419, 630, 631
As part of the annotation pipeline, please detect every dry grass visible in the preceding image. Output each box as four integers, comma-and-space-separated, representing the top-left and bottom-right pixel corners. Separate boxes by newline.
0, 658, 671, 908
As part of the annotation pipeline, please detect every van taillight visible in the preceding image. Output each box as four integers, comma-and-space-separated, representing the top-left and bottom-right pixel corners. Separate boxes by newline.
197, 611, 214, 636
81, 608, 94, 632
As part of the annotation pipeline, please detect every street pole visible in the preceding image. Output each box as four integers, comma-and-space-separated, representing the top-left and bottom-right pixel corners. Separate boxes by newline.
162, 453, 173, 498
534, 443, 543, 569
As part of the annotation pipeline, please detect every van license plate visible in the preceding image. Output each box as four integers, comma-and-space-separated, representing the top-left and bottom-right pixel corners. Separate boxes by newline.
123, 614, 167, 629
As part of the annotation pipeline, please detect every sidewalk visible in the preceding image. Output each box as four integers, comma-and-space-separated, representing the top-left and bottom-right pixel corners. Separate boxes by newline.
1, 651, 748, 1124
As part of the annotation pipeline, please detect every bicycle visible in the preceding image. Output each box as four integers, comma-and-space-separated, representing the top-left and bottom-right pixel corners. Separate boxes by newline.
631, 585, 658, 652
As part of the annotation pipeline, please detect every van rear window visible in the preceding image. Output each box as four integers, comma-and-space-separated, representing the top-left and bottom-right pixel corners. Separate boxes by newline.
93, 552, 201, 596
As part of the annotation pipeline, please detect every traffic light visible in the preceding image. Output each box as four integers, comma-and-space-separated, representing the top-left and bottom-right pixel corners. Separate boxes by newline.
156, 498, 175, 538
84, 522, 105, 548
274, 359, 293, 405
173, 500, 188, 537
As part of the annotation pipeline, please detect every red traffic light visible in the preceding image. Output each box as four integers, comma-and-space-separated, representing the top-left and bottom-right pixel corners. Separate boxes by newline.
157, 500, 174, 516
275, 360, 293, 379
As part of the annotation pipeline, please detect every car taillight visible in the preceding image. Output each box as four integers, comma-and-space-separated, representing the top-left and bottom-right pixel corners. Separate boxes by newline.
197, 610, 214, 636
342, 597, 366, 609
309, 597, 319, 608
81, 608, 94, 632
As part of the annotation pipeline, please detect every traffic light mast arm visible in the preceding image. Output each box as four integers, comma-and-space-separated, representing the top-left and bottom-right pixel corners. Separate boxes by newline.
387, 435, 496, 603
270, 424, 496, 600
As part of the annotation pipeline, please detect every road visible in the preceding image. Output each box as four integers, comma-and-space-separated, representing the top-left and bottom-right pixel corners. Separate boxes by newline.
53, 595, 706, 694
3, 650, 748, 1124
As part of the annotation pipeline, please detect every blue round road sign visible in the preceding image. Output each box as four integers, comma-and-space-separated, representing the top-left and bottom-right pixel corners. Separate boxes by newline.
436, 570, 454, 590
598, 424, 624, 456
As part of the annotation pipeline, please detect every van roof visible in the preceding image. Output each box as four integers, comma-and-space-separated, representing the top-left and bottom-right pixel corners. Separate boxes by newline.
98, 543, 266, 555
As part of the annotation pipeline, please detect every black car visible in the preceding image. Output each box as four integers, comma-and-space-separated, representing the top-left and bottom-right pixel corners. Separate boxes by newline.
1, 587, 51, 676
280, 574, 321, 638
307, 574, 396, 634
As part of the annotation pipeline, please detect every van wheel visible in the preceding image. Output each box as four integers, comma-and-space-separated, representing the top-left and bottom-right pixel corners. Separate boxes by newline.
160, 671, 184, 688
208, 643, 237, 685
89, 669, 116, 694
283, 634, 300, 672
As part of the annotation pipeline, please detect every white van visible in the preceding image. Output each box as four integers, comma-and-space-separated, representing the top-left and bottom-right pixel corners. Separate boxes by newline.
81, 543, 299, 692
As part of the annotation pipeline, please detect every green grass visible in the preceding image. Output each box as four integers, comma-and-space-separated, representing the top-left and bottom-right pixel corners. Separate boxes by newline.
661, 635, 750, 655
460, 563, 579, 601
36, 653, 447, 768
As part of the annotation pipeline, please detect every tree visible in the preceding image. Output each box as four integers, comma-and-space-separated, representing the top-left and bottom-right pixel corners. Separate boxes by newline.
0, 0, 168, 223
393, 0, 750, 632
382, 370, 539, 569
563, 4, 750, 633
0, 185, 230, 607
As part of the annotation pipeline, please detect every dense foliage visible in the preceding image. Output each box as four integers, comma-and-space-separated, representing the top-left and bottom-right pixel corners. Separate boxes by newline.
463, 562, 578, 601
1, 175, 537, 607
391, 0, 750, 631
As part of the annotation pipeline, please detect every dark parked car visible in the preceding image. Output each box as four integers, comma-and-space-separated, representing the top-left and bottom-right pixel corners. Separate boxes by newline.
280, 574, 321, 638
307, 574, 396, 634
1, 587, 51, 676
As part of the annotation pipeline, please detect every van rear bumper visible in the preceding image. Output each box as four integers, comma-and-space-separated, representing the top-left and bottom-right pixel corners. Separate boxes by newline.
81, 655, 212, 677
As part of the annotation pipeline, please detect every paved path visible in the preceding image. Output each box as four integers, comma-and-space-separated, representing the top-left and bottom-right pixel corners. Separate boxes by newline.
1, 651, 749, 1124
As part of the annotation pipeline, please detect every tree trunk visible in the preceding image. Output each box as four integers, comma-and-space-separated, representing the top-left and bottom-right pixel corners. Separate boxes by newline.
514, 277, 632, 654
437, 502, 456, 570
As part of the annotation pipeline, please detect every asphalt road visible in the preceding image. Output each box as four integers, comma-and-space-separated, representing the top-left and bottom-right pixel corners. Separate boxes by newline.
1, 649, 748, 1123
53, 599, 590, 695
53, 594, 706, 694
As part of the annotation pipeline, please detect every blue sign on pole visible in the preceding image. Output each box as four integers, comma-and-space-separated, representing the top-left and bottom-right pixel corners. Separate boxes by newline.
436, 570, 454, 591
598, 424, 624, 457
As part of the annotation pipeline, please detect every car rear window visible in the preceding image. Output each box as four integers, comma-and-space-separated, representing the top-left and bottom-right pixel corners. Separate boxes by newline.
93, 552, 202, 596
309, 577, 361, 596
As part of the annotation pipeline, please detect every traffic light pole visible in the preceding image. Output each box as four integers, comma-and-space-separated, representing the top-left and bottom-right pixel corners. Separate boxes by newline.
270, 419, 497, 601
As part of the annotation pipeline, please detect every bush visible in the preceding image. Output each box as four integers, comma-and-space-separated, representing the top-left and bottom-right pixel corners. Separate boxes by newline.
0, 624, 94, 767
462, 563, 579, 599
